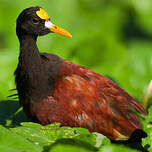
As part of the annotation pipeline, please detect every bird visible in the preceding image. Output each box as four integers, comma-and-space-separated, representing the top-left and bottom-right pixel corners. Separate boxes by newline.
15, 6, 146, 141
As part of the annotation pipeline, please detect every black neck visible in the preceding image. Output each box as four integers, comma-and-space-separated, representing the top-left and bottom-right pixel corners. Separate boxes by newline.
19, 34, 43, 80
19, 34, 40, 69
17, 33, 51, 99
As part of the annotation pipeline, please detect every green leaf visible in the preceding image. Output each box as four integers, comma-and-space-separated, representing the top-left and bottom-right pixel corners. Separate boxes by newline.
0, 125, 42, 152
142, 106, 152, 152
100, 145, 139, 152
47, 141, 95, 152
11, 126, 50, 147
10, 122, 111, 151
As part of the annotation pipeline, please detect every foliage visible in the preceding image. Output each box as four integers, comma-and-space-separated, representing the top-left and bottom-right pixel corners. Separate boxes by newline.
0, 122, 141, 152
0, 0, 152, 100
142, 107, 152, 152
0, 0, 152, 152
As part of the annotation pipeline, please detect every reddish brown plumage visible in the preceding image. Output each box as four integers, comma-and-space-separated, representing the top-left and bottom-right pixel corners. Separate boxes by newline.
15, 7, 147, 141
30, 59, 146, 140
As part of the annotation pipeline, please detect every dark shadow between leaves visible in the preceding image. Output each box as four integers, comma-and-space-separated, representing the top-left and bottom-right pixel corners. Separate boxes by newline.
0, 100, 29, 126
111, 129, 148, 152
43, 138, 98, 152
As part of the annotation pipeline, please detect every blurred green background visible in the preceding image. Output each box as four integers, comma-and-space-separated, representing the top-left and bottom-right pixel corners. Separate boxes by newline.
0, 0, 152, 103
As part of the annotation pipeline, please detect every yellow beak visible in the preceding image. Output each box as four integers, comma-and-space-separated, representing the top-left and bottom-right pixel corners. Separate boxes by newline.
49, 25, 72, 38
45, 20, 72, 38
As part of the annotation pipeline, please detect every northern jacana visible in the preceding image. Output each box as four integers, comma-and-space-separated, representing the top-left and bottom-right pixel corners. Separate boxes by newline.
15, 6, 146, 141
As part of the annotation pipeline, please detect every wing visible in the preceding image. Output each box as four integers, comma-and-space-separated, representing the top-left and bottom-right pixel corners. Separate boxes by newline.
51, 60, 146, 140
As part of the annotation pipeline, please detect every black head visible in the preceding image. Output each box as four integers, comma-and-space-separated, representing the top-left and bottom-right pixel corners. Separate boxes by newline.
16, 6, 72, 39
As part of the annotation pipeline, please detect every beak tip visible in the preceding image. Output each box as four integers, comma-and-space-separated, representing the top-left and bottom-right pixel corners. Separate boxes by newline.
68, 34, 72, 38
49, 24, 72, 38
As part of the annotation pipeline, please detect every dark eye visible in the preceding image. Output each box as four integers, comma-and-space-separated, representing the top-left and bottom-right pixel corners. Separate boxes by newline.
32, 18, 40, 24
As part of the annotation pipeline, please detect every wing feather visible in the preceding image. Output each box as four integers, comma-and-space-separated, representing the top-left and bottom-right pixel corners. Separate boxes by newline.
51, 59, 146, 140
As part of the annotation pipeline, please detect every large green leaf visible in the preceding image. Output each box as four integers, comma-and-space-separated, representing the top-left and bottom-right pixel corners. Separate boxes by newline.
0, 125, 41, 152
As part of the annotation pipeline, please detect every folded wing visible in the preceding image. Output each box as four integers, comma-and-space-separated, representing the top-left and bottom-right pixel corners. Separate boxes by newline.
51, 60, 146, 140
